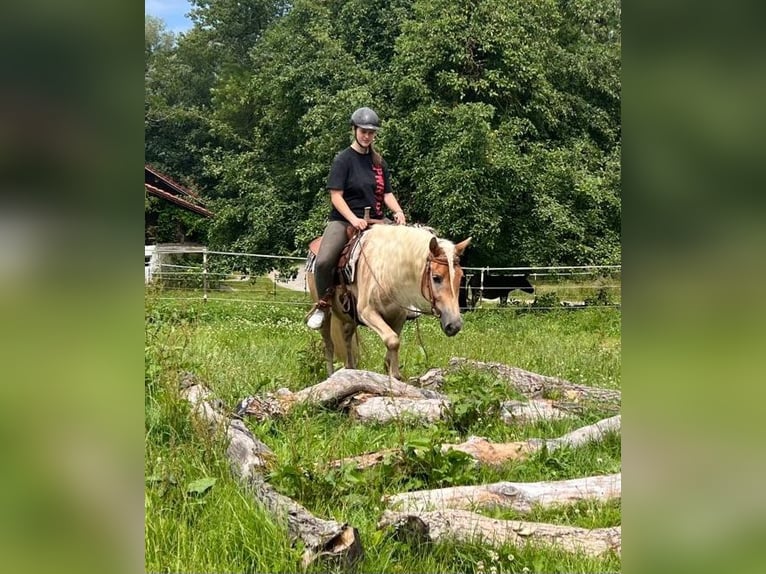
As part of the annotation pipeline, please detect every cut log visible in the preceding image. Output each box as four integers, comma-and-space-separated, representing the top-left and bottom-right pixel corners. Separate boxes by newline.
379, 509, 621, 557
537, 414, 621, 452
445, 415, 621, 465
443, 436, 537, 466
384, 473, 621, 513
293, 369, 445, 404
500, 398, 577, 423
179, 373, 362, 567
350, 396, 449, 424
237, 368, 447, 420
329, 416, 620, 469
447, 358, 621, 408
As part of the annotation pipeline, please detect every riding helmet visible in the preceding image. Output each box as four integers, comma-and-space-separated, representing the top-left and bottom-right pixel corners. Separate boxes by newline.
350, 107, 380, 130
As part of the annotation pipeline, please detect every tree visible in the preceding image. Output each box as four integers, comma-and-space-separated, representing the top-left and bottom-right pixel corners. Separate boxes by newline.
144, 0, 621, 267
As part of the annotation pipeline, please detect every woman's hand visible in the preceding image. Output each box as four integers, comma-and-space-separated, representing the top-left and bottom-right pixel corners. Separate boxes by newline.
393, 211, 406, 225
351, 216, 368, 231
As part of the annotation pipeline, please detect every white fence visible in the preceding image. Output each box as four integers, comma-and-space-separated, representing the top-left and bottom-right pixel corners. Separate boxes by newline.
144, 245, 621, 310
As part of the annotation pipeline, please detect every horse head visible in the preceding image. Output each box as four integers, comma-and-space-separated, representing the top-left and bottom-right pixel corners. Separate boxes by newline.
424, 236, 471, 336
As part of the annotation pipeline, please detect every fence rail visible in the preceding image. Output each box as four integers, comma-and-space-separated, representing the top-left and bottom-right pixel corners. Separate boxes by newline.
145, 246, 621, 310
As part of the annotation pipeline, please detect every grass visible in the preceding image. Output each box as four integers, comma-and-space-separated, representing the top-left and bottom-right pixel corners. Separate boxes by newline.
145, 279, 621, 573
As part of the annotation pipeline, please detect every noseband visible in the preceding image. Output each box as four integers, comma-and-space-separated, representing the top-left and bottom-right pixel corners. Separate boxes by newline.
420, 253, 457, 317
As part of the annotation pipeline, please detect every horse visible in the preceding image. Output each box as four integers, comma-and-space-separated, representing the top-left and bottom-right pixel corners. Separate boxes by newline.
468, 272, 534, 307
307, 224, 471, 379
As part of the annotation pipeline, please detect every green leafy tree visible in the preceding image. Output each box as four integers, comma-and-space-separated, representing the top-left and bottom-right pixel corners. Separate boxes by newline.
144, 0, 621, 268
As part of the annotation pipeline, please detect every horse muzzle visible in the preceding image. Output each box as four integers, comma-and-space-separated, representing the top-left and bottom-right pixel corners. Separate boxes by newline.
440, 314, 463, 337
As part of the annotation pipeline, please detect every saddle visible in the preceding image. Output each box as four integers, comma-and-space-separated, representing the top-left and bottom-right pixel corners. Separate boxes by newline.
306, 213, 387, 273
306, 213, 387, 322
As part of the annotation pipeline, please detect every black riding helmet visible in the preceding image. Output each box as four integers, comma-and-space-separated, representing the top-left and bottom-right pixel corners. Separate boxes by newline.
350, 107, 380, 131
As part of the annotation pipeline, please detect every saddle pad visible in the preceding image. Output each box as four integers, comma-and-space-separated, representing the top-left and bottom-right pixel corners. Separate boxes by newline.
305, 233, 365, 283
341, 235, 364, 284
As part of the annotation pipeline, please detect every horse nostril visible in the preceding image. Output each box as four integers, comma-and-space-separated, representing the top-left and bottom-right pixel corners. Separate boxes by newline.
443, 322, 462, 336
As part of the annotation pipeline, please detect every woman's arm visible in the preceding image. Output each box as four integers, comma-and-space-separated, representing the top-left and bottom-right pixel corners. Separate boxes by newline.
384, 193, 406, 225
330, 189, 367, 230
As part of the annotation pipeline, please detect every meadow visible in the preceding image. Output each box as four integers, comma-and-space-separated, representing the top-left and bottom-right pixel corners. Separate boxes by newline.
145, 279, 621, 573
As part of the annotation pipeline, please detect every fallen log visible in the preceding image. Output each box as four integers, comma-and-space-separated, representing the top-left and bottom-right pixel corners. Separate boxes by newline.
447, 358, 621, 408
445, 415, 621, 465
179, 373, 362, 568
500, 398, 577, 423
330, 416, 621, 469
379, 509, 621, 557
237, 368, 447, 420
350, 396, 449, 424
384, 473, 621, 513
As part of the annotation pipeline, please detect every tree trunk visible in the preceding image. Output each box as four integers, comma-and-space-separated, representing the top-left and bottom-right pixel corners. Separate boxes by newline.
447, 358, 621, 408
179, 373, 362, 568
330, 416, 620, 469
350, 396, 449, 424
445, 415, 621, 465
501, 398, 577, 423
237, 368, 447, 420
384, 473, 621, 513
379, 509, 621, 557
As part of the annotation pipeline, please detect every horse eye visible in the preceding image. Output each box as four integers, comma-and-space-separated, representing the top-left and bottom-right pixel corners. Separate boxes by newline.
432, 275, 443, 284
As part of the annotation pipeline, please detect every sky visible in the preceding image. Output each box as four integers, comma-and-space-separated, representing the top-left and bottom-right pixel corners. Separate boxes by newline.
145, 0, 194, 35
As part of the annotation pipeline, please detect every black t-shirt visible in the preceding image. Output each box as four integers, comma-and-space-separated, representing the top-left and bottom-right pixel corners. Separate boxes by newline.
326, 147, 392, 221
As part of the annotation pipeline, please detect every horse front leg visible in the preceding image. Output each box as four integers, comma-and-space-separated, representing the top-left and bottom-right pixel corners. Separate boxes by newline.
358, 308, 402, 380
383, 313, 407, 380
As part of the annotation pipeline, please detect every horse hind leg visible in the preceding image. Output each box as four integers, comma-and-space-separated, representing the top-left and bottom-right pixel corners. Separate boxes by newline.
319, 315, 335, 376
340, 321, 357, 369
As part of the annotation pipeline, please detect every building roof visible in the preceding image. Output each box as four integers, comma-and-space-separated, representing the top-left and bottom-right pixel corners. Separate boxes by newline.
145, 165, 214, 217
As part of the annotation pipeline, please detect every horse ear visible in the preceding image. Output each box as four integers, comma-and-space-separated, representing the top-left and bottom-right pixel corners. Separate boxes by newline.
429, 236, 441, 256
454, 237, 472, 257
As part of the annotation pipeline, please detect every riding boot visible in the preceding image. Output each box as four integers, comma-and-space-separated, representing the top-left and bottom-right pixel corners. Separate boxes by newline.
306, 289, 333, 330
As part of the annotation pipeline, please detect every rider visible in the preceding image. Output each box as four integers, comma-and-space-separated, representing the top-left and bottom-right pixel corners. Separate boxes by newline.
307, 106, 407, 330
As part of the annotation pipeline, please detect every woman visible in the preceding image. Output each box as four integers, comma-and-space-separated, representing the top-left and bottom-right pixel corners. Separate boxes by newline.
307, 106, 407, 329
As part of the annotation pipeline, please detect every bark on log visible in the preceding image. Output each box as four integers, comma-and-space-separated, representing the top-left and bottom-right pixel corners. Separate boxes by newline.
379, 509, 621, 557
384, 473, 621, 513
330, 416, 620, 469
238, 368, 447, 420
294, 368, 445, 403
179, 373, 362, 567
350, 396, 449, 424
447, 358, 621, 409
445, 415, 621, 465
500, 398, 576, 423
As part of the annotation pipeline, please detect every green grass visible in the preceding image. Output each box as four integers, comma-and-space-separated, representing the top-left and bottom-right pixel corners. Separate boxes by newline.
145, 279, 621, 573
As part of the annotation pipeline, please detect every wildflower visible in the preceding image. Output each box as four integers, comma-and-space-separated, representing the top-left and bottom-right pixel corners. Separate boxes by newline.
507, 554, 515, 562
477, 560, 485, 573
596, 457, 603, 464
490, 566, 498, 574
488, 550, 499, 562
522, 568, 530, 573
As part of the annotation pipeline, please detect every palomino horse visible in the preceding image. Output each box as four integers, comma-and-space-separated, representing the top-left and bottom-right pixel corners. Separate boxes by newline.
307, 224, 471, 379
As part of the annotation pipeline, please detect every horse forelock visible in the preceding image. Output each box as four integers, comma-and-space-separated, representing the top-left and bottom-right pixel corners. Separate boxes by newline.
435, 238, 461, 298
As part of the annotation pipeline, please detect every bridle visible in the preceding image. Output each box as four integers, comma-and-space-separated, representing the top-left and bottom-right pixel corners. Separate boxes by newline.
420, 253, 459, 317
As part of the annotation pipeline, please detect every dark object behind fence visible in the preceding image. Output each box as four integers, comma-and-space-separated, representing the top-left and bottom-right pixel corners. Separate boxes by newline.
466, 273, 535, 308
